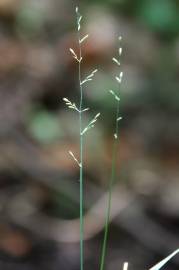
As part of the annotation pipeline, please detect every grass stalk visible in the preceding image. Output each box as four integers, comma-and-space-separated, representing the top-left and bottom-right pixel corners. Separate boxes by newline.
77, 16, 84, 270
100, 105, 120, 270
66, 8, 179, 270
100, 38, 123, 270
66, 8, 99, 270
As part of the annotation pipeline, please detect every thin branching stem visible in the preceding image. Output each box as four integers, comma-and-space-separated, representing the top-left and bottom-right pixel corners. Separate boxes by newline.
66, 8, 99, 270
100, 38, 123, 270
76, 11, 84, 270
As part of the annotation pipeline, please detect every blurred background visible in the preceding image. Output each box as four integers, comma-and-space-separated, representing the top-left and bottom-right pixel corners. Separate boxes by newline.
0, 0, 179, 269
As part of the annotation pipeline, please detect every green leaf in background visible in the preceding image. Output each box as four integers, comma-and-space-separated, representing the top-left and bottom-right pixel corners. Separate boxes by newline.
137, 0, 178, 33
16, 2, 45, 38
149, 248, 179, 270
28, 110, 63, 144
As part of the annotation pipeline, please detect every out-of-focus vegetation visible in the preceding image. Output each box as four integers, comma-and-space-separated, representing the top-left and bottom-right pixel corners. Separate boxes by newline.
0, 0, 179, 269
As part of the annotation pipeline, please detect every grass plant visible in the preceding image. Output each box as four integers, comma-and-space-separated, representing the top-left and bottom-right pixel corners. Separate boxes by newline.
64, 6, 179, 270
100, 37, 123, 270
63, 7, 99, 270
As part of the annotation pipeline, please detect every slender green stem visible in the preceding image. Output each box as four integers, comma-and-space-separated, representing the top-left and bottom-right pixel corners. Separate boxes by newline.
77, 20, 84, 270
100, 99, 120, 270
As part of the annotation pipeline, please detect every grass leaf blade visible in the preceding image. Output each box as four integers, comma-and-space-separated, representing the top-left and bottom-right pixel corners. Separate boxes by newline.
149, 249, 179, 270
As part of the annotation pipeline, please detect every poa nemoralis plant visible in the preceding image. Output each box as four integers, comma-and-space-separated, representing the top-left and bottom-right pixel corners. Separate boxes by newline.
64, 6, 179, 270
99, 36, 123, 270
63, 6, 100, 270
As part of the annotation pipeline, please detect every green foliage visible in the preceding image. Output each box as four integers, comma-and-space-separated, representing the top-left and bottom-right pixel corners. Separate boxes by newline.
136, 0, 179, 35
16, 2, 45, 38
50, 191, 79, 219
28, 110, 63, 144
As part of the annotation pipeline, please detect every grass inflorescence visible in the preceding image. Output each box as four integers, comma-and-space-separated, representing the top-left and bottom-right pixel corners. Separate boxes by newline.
64, 6, 179, 270
99, 36, 123, 270
64, 7, 99, 270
